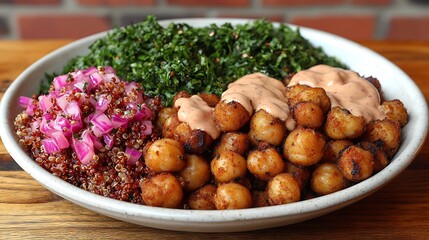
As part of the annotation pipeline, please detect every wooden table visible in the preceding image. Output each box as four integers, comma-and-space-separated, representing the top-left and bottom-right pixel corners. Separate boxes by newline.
0, 40, 428, 239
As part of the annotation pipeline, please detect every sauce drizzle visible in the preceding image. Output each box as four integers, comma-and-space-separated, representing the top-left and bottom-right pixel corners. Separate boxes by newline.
175, 66, 384, 137
175, 95, 220, 139
222, 73, 295, 130
288, 65, 385, 123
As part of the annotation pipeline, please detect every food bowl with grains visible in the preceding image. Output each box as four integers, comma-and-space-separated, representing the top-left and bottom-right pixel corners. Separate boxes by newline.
0, 17, 427, 232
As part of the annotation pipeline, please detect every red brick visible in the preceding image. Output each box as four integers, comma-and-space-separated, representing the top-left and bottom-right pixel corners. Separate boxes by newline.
263, 0, 343, 6
13, 0, 60, 4
387, 16, 429, 40
218, 14, 284, 23
290, 15, 376, 40
116, 0, 156, 5
78, 0, 103, 5
167, 0, 249, 7
108, 0, 154, 5
351, 0, 391, 5
18, 15, 111, 39
78, 0, 154, 6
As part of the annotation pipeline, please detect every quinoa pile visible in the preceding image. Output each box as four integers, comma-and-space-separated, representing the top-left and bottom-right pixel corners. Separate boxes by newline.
14, 66, 162, 203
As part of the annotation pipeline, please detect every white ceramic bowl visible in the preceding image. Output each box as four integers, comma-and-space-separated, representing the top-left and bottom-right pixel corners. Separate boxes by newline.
1, 19, 428, 232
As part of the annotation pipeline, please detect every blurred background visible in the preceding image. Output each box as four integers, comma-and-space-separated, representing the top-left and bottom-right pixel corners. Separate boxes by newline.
0, 0, 429, 41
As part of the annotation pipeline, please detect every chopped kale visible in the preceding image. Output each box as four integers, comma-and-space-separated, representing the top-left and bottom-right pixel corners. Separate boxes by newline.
42, 15, 347, 105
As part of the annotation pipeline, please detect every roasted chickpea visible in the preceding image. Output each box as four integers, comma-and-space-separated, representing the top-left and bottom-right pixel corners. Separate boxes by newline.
292, 101, 325, 129
144, 138, 185, 172
162, 113, 180, 139
156, 107, 177, 131
362, 119, 401, 159
292, 87, 331, 114
188, 184, 217, 210
267, 173, 301, 205
337, 145, 374, 182
140, 173, 183, 208
284, 161, 310, 190
179, 154, 211, 192
311, 163, 347, 195
210, 150, 247, 183
325, 106, 366, 140
198, 93, 221, 108
248, 109, 286, 146
322, 139, 353, 163
214, 182, 252, 210
359, 141, 389, 172
214, 100, 251, 132
380, 99, 408, 127
174, 122, 213, 154
213, 132, 250, 157
286, 84, 311, 104
247, 147, 285, 181
283, 127, 326, 167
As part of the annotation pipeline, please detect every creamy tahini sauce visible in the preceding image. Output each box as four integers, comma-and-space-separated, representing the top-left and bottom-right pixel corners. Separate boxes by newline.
288, 64, 385, 123
175, 95, 220, 139
221, 73, 295, 130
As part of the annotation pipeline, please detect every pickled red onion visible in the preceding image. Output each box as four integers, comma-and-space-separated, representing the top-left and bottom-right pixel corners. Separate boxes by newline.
17, 66, 154, 164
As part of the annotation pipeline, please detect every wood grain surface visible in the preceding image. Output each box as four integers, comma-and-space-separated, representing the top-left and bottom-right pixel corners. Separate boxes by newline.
0, 40, 428, 240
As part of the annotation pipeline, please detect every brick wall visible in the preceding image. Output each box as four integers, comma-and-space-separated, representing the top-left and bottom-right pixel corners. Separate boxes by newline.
1, 0, 429, 41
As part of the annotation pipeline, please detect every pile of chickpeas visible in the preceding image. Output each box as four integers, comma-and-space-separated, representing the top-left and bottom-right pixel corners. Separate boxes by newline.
141, 80, 408, 210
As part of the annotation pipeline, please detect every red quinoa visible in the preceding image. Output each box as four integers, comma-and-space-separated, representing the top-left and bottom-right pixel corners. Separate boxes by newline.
14, 67, 162, 204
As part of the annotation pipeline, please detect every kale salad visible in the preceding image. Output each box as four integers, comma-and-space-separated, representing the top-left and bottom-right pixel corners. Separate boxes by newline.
42, 15, 346, 105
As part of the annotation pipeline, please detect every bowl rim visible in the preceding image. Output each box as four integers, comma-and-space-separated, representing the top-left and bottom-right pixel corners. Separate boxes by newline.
1, 17, 428, 227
